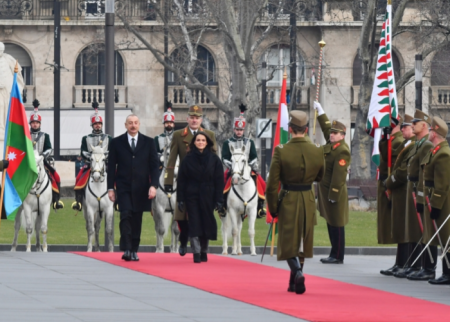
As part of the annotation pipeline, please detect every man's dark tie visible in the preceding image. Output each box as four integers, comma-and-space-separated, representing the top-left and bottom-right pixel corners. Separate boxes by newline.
193, 131, 197, 136
131, 138, 136, 152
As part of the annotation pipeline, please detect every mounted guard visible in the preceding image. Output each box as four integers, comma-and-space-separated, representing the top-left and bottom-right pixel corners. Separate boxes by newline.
29, 99, 64, 210
72, 102, 112, 211
155, 101, 175, 165
221, 104, 266, 219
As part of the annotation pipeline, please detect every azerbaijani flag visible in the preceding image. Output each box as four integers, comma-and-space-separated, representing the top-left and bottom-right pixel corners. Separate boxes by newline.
266, 71, 289, 226
2, 71, 38, 219
366, 0, 398, 166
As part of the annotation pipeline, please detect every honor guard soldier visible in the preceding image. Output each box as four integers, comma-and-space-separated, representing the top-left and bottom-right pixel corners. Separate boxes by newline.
382, 115, 416, 276
29, 99, 64, 210
72, 102, 112, 211
266, 110, 324, 294
377, 116, 404, 273
394, 109, 436, 280
314, 101, 351, 264
164, 105, 217, 256
421, 117, 450, 285
221, 104, 266, 219
154, 102, 175, 166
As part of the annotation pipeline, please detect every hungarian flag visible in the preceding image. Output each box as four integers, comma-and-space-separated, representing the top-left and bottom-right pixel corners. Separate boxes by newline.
2, 72, 38, 219
366, 1, 398, 166
266, 72, 289, 227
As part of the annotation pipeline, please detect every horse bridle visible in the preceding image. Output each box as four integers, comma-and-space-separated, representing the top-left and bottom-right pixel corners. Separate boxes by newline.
87, 153, 108, 218
231, 152, 249, 184
230, 151, 257, 220
90, 154, 106, 182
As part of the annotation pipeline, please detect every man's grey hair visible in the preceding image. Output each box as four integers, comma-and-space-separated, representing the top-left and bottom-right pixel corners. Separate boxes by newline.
125, 114, 140, 122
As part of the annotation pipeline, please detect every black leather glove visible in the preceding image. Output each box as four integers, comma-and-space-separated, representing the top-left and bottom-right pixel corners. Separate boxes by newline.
165, 185, 173, 193
270, 212, 278, 219
215, 202, 223, 211
416, 203, 424, 214
2, 160, 9, 169
430, 207, 441, 220
177, 201, 184, 212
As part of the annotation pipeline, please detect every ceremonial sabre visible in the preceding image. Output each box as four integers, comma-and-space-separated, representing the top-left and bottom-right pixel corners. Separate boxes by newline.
313, 40, 326, 138
426, 196, 450, 268
412, 191, 434, 263
261, 218, 274, 263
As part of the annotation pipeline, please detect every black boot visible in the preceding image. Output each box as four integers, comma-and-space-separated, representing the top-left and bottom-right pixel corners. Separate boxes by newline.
257, 199, 266, 218
52, 191, 64, 210
72, 189, 84, 211
287, 257, 305, 294
218, 192, 228, 217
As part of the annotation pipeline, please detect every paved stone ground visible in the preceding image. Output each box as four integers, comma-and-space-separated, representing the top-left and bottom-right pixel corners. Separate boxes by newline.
0, 252, 449, 322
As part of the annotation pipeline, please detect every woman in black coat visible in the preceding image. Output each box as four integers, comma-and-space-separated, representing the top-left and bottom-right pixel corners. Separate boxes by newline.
177, 132, 224, 263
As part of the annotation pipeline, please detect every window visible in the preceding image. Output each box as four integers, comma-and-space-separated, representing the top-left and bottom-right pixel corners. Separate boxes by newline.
4, 43, 33, 85
75, 45, 124, 86
168, 45, 216, 85
353, 48, 401, 86
258, 45, 305, 86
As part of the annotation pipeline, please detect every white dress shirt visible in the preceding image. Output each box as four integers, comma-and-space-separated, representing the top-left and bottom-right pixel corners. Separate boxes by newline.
127, 132, 139, 148
190, 128, 198, 136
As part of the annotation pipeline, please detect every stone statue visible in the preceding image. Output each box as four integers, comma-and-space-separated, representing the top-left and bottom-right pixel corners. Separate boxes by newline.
0, 42, 24, 155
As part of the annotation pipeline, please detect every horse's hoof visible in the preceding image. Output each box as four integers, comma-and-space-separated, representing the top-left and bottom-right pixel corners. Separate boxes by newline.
10, 248, 16, 252
26, 249, 31, 253
238, 252, 243, 256
222, 252, 228, 255
155, 250, 163, 253
251, 252, 257, 256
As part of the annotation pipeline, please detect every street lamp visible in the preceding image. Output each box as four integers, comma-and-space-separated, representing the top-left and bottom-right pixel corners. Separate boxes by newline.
415, 54, 423, 111
261, 62, 267, 179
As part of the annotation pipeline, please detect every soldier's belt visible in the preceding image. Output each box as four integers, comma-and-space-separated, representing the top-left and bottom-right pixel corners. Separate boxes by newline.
407, 176, 418, 182
281, 184, 311, 191
425, 180, 434, 188
378, 174, 388, 181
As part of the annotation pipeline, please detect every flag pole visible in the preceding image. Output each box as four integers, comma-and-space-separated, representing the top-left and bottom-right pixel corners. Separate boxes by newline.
0, 62, 18, 223
313, 40, 326, 139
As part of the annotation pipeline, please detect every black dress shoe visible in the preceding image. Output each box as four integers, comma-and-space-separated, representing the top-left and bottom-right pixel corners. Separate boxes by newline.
393, 267, 420, 278
131, 252, 139, 261
380, 265, 399, 276
407, 268, 435, 281
179, 244, 187, 257
294, 270, 306, 294
122, 250, 131, 261
429, 274, 450, 285
321, 257, 343, 264
193, 253, 201, 263
200, 252, 207, 262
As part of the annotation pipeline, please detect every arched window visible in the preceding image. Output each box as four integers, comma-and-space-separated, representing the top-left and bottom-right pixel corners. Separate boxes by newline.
353, 48, 401, 86
75, 45, 124, 85
4, 43, 33, 85
168, 45, 216, 85
258, 45, 305, 86
431, 46, 450, 86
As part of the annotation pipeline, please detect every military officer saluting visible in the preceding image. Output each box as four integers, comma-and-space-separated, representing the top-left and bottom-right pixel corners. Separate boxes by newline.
155, 103, 175, 165
382, 114, 416, 276
72, 102, 112, 211
164, 105, 217, 256
266, 110, 324, 294
221, 104, 266, 218
421, 117, 450, 285
314, 101, 351, 264
29, 99, 64, 210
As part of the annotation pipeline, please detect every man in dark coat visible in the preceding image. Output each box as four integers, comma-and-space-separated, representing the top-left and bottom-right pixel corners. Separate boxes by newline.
107, 114, 160, 261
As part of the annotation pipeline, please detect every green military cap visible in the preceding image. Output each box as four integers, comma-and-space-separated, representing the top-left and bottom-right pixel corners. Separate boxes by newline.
403, 114, 413, 125
289, 110, 308, 127
188, 105, 203, 117
430, 116, 448, 137
412, 109, 431, 126
331, 120, 346, 134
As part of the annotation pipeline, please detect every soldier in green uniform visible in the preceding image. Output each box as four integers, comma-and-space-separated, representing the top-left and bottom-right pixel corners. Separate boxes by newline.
154, 103, 175, 163
72, 103, 112, 211
164, 105, 217, 256
421, 117, 450, 285
266, 110, 324, 294
29, 100, 64, 210
221, 104, 266, 218
314, 101, 351, 264
382, 114, 416, 276
378, 116, 404, 248
394, 110, 437, 280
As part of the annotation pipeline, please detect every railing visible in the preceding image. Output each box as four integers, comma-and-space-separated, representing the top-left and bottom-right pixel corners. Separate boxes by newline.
264, 86, 310, 107
168, 85, 218, 107
73, 85, 127, 108
351, 85, 405, 108
0, 0, 158, 20
429, 86, 450, 108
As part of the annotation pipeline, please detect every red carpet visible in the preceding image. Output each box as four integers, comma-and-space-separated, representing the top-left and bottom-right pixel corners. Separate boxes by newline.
74, 253, 450, 322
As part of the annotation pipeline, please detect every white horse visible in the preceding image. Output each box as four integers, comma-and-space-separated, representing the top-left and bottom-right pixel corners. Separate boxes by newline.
11, 150, 52, 252
221, 145, 258, 256
152, 147, 180, 253
82, 145, 114, 252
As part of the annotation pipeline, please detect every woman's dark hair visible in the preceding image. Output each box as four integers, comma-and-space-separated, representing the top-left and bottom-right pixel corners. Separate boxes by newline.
188, 132, 216, 153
